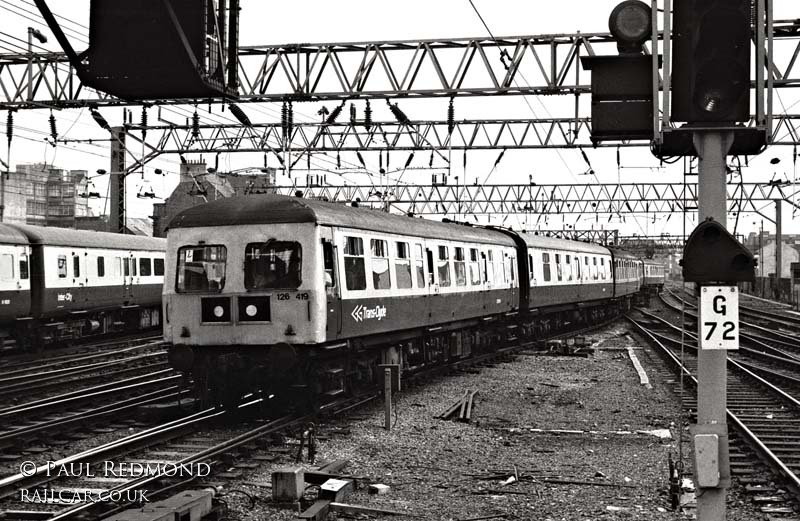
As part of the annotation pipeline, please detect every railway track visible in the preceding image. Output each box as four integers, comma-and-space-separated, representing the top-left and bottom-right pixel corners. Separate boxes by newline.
0, 313, 617, 520
0, 334, 164, 368
628, 310, 800, 516
0, 341, 170, 403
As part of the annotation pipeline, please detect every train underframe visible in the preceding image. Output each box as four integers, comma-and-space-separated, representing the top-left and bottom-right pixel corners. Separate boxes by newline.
11, 305, 161, 350
174, 295, 634, 411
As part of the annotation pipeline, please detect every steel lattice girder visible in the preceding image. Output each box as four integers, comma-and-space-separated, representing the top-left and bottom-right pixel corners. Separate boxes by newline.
268, 182, 800, 217
1, 23, 799, 108
106, 114, 800, 161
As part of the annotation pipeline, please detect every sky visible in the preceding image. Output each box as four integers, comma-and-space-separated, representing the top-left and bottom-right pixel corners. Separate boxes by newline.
0, 0, 798, 239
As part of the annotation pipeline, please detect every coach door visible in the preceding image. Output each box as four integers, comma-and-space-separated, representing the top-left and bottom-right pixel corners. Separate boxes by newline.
123, 253, 137, 298
322, 231, 342, 336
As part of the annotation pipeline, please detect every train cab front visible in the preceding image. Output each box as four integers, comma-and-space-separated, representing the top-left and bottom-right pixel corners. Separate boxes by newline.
162, 223, 327, 409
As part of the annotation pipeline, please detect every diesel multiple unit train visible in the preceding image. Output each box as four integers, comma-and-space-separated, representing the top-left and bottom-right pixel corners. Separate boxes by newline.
163, 194, 665, 407
0, 224, 165, 349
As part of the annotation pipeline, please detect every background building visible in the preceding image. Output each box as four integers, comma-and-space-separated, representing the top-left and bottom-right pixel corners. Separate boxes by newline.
151, 160, 276, 237
4, 163, 90, 227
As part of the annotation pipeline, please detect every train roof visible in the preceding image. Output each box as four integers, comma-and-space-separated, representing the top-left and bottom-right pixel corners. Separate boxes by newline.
167, 194, 516, 246
609, 248, 641, 260
0, 224, 32, 245
515, 232, 611, 255
8, 224, 165, 250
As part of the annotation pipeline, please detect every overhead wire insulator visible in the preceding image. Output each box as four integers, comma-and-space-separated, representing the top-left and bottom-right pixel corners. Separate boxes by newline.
90, 108, 111, 132
192, 110, 200, 139
364, 99, 372, 131
326, 102, 344, 125
447, 97, 455, 135
429, 150, 434, 168
6, 110, 12, 145
404, 152, 414, 169
49, 111, 57, 142
349, 103, 357, 125
356, 151, 366, 168
140, 106, 148, 139
229, 103, 252, 127
387, 100, 410, 125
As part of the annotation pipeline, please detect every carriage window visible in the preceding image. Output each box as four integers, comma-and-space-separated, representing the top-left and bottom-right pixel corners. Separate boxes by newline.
575, 257, 581, 280
454, 247, 467, 287
542, 252, 551, 282
73, 256, 80, 278
154, 258, 165, 276
123, 258, 130, 277
528, 254, 534, 280
176, 245, 227, 293
19, 254, 28, 280
470, 249, 482, 285
97, 256, 105, 278
114, 257, 122, 277
57, 255, 67, 278
485, 250, 494, 284
371, 239, 391, 290
600, 258, 606, 280
245, 241, 302, 290
565, 255, 572, 281
555, 254, 562, 281
437, 246, 451, 287
496, 253, 506, 285
592, 257, 598, 280
322, 241, 336, 288
343, 237, 366, 291
139, 258, 152, 277
414, 244, 426, 288
395, 242, 412, 289
0, 254, 13, 281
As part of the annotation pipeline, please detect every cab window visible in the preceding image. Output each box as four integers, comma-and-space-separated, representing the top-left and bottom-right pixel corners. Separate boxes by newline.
244, 241, 302, 290
0, 254, 13, 281
176, 245, 227, 293
19, 254, 28, 280
57, 255, 67, 278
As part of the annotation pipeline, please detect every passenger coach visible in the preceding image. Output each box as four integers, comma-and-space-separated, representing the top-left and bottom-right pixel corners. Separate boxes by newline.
164, 194, 641, 407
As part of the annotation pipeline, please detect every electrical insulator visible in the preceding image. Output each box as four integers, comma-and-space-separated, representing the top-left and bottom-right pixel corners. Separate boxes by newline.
49, 111, 57, 142
364, 100, 372, 130
281, 101, 288, 133
337, 151, 341, 169
356, 151, 366, 168
192, 111, 200, 139
447, 98, 455, 135
229, 103, 252, 127
6, 111, 12, 145
404, 152, 414, 169
429, 150, 434, 168
140, 107, 148, 139
349, 103, 356, 125
326, 103, 344, 125
387, 100, 410, 125
287, 101, 293, 134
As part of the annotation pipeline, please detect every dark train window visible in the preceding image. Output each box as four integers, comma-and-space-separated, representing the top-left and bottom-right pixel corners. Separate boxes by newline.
565, 255, 572, 281
123, 258, 130, 277
72, 256, 80, 278
454, 247, 466, 287
139, 258, 152, 277
154, 258, 165, 276
19, 254, 28, 280
322, 241, 336, 288
600, 258, 606, 280
57, 255, 67, 278
542, 252, 551, 282
415, 244, 426, 288
176, 245, 227, 293
469, 249, 480, 285
344, 236, 366, 291
437, 246, 451, 287
555, 254, 562, 281
97, 256, 105, 277
245, 241, 302, 290
131, 258, 137, 277
395, 242, 412, 290
370, 239, 391, 290
485, 250, 494, 284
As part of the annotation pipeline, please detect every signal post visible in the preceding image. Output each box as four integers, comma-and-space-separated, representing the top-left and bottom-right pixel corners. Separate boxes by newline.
585, 1, 768, 519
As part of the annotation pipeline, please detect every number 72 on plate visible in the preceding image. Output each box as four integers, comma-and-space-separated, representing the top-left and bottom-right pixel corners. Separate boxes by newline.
699, 286, 739, 350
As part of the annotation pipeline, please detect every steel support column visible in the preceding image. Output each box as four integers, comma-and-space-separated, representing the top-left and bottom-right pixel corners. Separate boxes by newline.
109, 127, 126, 233
694, 130, 735, 521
